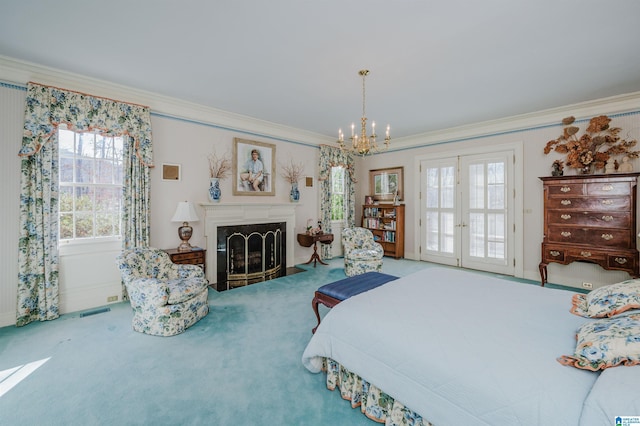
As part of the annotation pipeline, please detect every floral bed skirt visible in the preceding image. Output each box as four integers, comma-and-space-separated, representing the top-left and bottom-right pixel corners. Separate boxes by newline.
323, 358, 432, 426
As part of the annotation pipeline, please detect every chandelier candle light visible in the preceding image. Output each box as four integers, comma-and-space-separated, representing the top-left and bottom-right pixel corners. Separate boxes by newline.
337, 69, 390, 156
171, 201, 200, 251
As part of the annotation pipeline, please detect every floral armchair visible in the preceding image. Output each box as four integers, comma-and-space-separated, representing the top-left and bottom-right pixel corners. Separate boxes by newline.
116, 247, 209, 336
342, 227, 384, 277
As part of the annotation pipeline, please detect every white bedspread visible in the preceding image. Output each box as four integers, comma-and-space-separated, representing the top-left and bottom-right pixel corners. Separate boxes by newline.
302, 267, 599, 426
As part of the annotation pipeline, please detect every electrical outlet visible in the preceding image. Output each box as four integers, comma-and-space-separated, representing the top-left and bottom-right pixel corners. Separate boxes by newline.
107, 295, 118, 302
582, 282, 593, 289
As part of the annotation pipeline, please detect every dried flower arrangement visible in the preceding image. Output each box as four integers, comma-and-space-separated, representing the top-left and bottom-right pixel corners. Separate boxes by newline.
208, 150, 231, 179
280, 158, 305, 184
544, 115, 639, 173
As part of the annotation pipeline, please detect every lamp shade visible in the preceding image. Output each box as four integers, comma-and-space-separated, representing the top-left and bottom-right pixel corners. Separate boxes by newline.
171, 201, 199, 223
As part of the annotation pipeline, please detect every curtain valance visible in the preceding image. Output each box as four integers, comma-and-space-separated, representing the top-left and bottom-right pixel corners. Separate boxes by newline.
19, 82, 154, 167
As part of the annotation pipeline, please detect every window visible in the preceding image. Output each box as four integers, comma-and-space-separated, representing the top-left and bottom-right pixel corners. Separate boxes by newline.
58, 128, 124, 242
330, 166, 346, 221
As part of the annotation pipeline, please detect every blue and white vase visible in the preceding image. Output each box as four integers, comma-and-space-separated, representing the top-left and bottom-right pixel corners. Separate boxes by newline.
209, 178, 221, 203
290, 182, 300, 202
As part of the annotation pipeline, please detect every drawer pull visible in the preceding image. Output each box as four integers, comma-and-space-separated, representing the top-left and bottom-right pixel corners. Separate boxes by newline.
560, 186, 571, 193
560, 214, 571, 220
560, 231, 572, 237
550, 250, 561, 257
561, 200, 572, 206
615, 257, 628, 265
580, 251, 592, 257
601, 199, 613, 205
602, 215, 614, 222
601, 233, 614, 241
601, 184, 613, 191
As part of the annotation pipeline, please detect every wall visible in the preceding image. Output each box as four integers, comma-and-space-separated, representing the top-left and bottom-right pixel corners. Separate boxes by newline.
1, 55, 640, 328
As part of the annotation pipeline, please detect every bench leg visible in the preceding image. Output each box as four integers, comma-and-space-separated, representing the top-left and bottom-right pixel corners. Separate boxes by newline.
312, 295, 322, 334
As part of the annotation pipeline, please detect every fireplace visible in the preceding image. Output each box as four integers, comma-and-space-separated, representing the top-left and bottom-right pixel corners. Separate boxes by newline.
201, 203, 297, 290
217, 222, 285, 290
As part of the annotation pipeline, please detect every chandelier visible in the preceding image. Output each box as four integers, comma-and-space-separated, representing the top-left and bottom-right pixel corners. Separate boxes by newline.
337, 69, 391, 156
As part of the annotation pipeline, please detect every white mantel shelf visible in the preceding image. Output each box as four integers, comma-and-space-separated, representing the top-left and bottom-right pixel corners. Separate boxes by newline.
200, 202, 299, 285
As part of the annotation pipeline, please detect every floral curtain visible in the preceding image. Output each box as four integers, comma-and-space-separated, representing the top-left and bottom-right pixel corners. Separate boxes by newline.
17, 82, 153, 326
318, 145, 356, 260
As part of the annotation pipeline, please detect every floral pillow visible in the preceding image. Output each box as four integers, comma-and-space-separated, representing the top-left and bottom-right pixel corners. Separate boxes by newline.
558, 313, 640, 371
570, 279, 640, 318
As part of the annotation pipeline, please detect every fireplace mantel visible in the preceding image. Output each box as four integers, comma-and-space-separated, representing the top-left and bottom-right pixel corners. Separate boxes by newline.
200, 203, 298, 285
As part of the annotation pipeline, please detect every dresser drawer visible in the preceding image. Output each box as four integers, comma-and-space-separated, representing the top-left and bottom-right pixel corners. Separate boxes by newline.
607, 253, 638, 271
547, 183, 585, 196
546, 211, 631, 228
546, 196, 630, 211
547, 226, 632, 247
170, 252, 204, 262
586, 181, 632, 196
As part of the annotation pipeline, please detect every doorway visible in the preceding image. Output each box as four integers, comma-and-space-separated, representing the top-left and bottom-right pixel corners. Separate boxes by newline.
419, 146, 521, 276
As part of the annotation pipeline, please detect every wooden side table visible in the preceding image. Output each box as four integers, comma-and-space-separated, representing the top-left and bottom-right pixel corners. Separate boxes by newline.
297, 233, 334, 267
162, 247, 206, 273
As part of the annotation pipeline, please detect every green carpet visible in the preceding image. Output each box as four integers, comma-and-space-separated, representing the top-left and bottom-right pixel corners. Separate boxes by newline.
0, 258, 567, 425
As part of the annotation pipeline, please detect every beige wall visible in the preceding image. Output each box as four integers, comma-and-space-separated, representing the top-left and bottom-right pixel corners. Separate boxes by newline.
1, 56, 640, 327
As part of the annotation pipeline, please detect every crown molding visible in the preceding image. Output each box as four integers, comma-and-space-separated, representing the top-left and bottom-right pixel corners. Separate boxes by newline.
0, 55, 331, 146
391, 91, 640, 151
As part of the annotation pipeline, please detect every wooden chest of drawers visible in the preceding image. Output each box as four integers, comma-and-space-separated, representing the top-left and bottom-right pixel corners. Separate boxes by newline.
539, 173, 640, 286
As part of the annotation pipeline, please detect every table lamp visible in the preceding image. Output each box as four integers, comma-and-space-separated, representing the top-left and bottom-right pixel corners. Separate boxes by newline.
171, 201, 199, 251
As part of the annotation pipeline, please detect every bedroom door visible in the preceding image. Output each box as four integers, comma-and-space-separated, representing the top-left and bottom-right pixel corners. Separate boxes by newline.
420, 151, 515, 275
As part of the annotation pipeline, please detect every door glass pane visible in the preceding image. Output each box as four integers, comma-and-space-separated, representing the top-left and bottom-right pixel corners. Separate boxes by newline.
441, 212, 455, 253
441, 166, 455, 208
426, 168, 440, 208
487, 162, 505, 209
487, 213, 505, 258
469, 212, 485, 257
426, 211, 439, 250
469, 164, 484, 209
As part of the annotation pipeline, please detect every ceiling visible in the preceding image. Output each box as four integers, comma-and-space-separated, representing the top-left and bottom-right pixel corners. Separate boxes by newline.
1, 0, 640, 140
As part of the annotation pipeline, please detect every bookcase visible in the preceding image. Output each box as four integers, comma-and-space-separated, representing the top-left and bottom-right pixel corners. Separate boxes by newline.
361, 204, 405, 258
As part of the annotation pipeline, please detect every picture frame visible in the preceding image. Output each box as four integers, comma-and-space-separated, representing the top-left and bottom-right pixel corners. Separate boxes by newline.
365, 195, 374, 205
162, 163, 181, 181
232, 138, 276, 196
369, 166, 403, 202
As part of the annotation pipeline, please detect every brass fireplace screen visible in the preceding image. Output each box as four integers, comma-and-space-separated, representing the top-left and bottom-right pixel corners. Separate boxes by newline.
216, 222, 286, 291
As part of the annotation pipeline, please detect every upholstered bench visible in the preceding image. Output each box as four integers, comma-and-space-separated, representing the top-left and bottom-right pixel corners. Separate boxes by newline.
311, 271, 398, 333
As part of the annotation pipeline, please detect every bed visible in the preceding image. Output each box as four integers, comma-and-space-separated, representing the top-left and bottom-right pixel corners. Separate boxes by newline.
302, 266, 640, 426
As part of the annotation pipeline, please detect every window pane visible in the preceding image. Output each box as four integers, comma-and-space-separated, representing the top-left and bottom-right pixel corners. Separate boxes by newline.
74, 187, 94, 211
60, 213, 74, 239
75, 214, 94, 239
59, 186, 73, 212
58, 128, 75, 152
96, 213, 117, 237
59, 157, 74, 182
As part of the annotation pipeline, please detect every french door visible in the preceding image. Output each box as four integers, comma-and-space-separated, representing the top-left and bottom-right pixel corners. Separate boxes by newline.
420, 150, 515, 275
